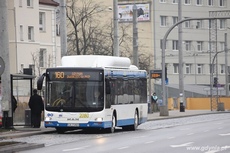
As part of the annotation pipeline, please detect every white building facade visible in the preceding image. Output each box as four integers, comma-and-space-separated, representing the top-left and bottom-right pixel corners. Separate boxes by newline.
7, 0, 61, 76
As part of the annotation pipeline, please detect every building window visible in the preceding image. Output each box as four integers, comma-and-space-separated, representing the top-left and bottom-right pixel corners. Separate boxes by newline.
173, 63, 179, 74
220, 42, 225, 51
184, 17, 190, 28
172, 0, 178, 4
160, 16, 167, 27
56, 24, 60, 36
208, 20, 212, 29
208, 0, 213, 6
39, 12, 46, 31
39, 49, 46, 67
219, 19, 226, 29
29, 64, 35, 75
185, 0, 191, 5
196, 21, 203, 29
172, 40, 178, 51
27, 0, 33, 7
197, 41, 203, 51
219, 0, 226, 7
184, 41, 191, 51
197, 64, 203, 74
19, 0, 22, 7
220, 64, 225, 74
28, 26, 34, 41
160, 0, 166, 3
196, 0, 203, 5
172, 16, 178, 25
20, 25, 23, 41
185, 64, 191, 74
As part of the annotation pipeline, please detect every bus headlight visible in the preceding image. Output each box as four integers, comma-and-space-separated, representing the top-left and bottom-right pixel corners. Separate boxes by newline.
95, 118, 103, 122
45, 117, 51, 121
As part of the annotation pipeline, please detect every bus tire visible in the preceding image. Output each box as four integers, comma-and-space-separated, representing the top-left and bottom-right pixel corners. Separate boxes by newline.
130, 110, 139, 131
122, 110, 139, 131
106, 114, 116, 133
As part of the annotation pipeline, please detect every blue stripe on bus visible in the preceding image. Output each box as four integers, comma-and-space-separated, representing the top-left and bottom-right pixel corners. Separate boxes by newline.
45, 117, 147, 129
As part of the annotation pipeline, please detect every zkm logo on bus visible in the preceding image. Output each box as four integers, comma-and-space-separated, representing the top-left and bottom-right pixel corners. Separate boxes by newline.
55, 72, 91, 79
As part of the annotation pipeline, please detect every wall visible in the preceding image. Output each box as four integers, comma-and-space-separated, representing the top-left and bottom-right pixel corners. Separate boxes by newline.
168, 97, 230, 110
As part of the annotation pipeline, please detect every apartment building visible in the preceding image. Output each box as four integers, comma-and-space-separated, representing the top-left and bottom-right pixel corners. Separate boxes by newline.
6, 0, 61, 95
7, 0, 61, 76
117, 0, 230, 88
153, 0, 230, 86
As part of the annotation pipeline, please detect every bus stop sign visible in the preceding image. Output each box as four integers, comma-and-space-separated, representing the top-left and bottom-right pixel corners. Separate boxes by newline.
0, 57, 5, 75
150, 70, 162, 79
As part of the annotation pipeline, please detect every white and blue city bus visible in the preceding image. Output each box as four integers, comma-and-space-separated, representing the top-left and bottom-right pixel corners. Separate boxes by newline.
37, 55, 148, 133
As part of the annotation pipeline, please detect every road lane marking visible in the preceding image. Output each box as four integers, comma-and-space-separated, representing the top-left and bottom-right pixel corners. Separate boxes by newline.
219, 133, 230, 136
145, 141, 155, 144
118, 146, 129, 150
63, 145, 90, 152
170, 142, 194, 148
217, 127, 223, 130
203, 130, 209, 132
167, 137, 175, 139
180, 128, 190, 131
133, 135, 147, 139
187, 133, 194, 136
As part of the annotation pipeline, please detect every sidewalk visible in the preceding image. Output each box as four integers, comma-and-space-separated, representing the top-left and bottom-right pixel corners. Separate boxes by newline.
0, 109, 229, 153
147, 109, 228, 121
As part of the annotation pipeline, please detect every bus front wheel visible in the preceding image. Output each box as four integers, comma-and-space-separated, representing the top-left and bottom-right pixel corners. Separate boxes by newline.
106, 114, 116, 133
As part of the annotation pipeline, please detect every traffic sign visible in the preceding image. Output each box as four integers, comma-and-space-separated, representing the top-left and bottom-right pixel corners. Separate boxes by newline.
0, 57, 5, 75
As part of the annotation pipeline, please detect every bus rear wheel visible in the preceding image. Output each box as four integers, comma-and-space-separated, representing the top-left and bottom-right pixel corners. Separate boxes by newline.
130, 110, 139, 131
122, 110, 138, 131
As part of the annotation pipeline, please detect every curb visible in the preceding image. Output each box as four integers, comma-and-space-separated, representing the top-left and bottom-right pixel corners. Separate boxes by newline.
0, 142, 44, 153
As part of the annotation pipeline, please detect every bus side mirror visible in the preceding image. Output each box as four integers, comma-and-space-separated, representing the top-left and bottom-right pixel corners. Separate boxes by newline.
105, 79, 111, 94
37, 73, 45, 90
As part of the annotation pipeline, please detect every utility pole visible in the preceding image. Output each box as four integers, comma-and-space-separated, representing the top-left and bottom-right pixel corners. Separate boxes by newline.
224, 33, 229, 96
60, 0, 67, 57
133, 3, 139, 67
113, 0, 119, 56
178, 0, 185, 112
0, 0, 12, 128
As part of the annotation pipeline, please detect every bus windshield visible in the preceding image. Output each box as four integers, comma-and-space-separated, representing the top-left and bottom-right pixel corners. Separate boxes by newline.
46, 81, 104, 112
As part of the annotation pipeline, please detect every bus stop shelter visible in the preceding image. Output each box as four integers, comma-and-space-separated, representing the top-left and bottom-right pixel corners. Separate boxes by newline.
2, 73, 35, 128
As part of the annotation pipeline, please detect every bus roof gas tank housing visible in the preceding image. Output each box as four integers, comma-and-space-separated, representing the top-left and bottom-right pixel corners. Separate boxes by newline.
61, 55, 133, 69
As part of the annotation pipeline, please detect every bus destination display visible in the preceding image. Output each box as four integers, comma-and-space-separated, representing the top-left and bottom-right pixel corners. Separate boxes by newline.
54, 72, 90, 79
48, 70, 103, 81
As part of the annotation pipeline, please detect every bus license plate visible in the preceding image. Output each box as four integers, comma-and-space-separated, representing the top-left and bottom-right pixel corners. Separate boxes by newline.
67, 123, 79, 127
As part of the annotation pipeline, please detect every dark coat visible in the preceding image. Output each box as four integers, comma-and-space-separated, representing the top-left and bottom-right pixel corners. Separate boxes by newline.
28, 94, 44, 114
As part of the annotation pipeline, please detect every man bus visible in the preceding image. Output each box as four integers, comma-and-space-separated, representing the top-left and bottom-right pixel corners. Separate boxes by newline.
37, 55, 147, 133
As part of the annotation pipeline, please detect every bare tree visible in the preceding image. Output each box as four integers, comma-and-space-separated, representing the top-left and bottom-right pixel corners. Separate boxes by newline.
66, 0, 151, 71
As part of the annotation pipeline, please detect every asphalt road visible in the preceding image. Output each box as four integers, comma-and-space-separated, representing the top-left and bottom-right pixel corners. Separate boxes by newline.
17, 114, 230, 153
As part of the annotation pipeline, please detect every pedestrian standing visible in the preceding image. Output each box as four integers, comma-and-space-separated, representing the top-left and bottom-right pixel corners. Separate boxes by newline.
28, 89, 44, 128
151, 92, 158, 112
